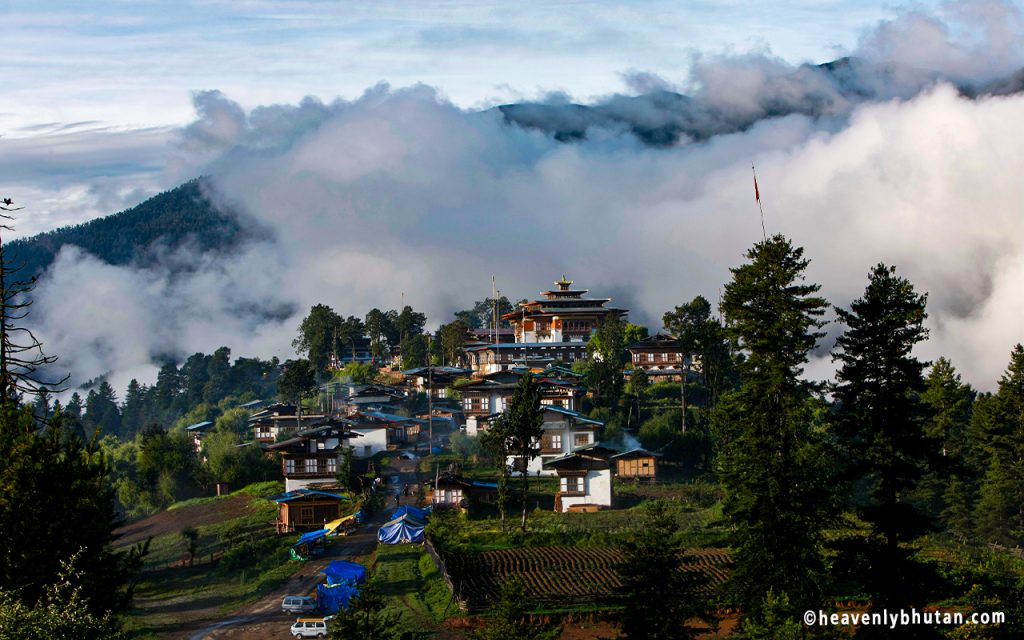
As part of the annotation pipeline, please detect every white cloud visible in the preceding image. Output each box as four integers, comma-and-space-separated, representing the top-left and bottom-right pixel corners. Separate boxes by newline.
14, 0, 1024, 394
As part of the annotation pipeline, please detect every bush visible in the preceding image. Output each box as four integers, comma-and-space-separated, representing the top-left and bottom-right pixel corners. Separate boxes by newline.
218, 537, 285, 574
449, 432, 483, 462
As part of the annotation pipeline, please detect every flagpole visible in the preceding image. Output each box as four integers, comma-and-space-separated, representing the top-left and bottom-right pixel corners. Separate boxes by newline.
752, 165, 766, 241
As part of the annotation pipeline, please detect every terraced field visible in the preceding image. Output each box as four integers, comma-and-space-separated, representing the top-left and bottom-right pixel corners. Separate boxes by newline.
445, 546, 731, 611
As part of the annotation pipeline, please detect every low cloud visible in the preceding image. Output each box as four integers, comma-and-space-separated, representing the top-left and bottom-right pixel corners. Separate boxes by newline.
24, 0, 1024, 394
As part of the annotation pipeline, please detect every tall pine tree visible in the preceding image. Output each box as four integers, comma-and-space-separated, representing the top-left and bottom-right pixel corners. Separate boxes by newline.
973, 345, 1024, 546
504, 374, 544, 531
832, 264, 938, 624
714, 235, 835, 621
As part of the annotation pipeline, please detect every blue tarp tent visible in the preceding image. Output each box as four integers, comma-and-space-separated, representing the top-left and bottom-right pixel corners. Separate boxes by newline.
389, 505, 430, 523
321, 560, 367, 586
317, 582, 360, 614
378, 513, 426, 544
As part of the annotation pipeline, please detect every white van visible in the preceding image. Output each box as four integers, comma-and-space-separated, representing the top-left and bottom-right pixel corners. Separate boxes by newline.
281, 595, 317, 614
290, 617, 329, 638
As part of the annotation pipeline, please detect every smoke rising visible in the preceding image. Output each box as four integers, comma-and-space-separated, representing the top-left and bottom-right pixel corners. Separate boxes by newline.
27, 0, 1024, 394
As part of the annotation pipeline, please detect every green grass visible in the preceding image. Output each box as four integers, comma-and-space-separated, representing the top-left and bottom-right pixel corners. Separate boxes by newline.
165, 495, 220, 511
373, 544, 459, 635
427, 499, 728, 554
123, 483, 299, 639
231, 480, 284, 498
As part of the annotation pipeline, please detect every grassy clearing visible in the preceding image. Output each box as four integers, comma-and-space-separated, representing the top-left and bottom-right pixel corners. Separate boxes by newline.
123, 482, 299, 639
373, 543, 459, 636
427, 499, 727, 555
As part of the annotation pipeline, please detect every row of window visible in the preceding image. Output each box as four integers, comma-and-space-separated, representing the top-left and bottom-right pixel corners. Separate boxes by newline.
284, 457, 338, 475
633, 352, 681, 363
543, 433, 591, 450
481, 351, 582, 364
462, 397, 506, 411
434, 488, 464, 504
464, 397, 571, 411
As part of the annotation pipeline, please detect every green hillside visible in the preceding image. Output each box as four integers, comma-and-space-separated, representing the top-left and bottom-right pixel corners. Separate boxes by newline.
4, 179, 257, 278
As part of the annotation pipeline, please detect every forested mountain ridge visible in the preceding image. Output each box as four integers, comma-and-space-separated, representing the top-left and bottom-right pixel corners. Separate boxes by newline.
4, 179, 254, 278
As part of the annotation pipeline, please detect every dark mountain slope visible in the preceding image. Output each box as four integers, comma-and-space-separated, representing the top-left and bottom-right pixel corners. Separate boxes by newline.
4, 179, 253, 278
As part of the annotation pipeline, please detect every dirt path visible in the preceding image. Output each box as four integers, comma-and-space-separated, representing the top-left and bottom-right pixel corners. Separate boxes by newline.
183, 455, 421, 640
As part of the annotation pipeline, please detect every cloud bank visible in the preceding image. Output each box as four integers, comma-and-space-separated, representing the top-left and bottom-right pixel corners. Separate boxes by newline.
27, 0, 1024, 394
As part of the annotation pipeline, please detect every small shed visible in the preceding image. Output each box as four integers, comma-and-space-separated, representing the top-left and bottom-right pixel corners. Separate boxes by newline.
270, 488, 351, 533
425, 472, 499, 509
611, 448, 661, 481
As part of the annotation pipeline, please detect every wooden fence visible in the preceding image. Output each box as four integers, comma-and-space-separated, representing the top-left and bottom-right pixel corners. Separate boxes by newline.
424, 539, 468, 612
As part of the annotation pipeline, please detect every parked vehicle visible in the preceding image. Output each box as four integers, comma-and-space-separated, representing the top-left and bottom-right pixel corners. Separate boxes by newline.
290, 617, 330, 638
281, 595, 318, 614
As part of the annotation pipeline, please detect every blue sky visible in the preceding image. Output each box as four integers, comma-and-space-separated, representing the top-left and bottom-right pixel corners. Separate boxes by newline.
3, 1, 940, 131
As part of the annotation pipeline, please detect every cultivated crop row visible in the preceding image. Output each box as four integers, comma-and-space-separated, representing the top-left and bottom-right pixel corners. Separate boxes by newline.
445, 546, 730, 612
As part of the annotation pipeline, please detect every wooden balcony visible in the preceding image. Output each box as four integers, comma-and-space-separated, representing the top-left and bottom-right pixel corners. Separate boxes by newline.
284, 469, 336, 479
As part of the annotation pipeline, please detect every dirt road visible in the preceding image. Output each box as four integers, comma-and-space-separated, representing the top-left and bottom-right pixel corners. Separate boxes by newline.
183, 456, 420, 640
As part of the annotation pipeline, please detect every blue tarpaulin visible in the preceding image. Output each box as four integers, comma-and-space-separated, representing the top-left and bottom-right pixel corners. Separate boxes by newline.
317, 582, 360, 614
378, 513, 426, 544
389, 505, 430, 523
295, 528, 329, 546
321, 560, 367, 586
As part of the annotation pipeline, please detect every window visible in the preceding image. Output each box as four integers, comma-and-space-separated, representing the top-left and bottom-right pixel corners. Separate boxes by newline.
462, 398, 472, 410
647, 353, 654, 362
305, 458, 317, 473
285, 459, 296, 474
549, 434, 562, 450
327, 457, 337, 473
574, 433, 590, 446
561, 476, 582, 493
661, 352, 669, 362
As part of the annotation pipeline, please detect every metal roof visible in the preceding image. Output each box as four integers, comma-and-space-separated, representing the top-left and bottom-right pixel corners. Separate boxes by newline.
610, 447, 663, 459
543, 405, 604, 425
269, 488, 351, 503
358, 411, 427, 424
185, 421, 214, 431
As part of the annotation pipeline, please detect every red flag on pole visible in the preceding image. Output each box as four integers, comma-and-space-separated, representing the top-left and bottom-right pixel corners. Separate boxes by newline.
754, 173, 760, 203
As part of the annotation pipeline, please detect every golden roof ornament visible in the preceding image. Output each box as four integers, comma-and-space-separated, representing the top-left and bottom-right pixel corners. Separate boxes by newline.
555, 275, 573, 291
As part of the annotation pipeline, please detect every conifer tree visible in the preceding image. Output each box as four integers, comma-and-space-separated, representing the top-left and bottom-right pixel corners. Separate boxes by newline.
84, 381, 122, 438
832, 264, 937, 620
916, 358, 974, 523
480, 414, 512, 529
120, 379, 148, 440
328, 581, 399, 640
973, 345, 1024, 546
505, 374, 544, 531
714, 234, 834, 620
470, 576, 560, 640
615, 500, 712, 639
